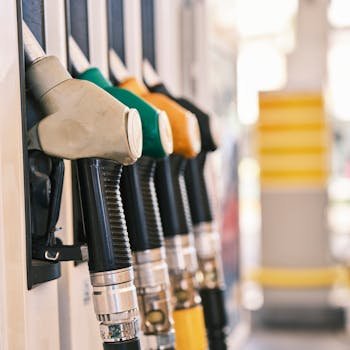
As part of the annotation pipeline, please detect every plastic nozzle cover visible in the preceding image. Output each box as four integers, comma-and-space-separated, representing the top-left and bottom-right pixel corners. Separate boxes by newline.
78, 67, 173, 159
146, 83, 218, 152
26, 56, 142, 165
143, 60, 218, 151
142, 93, 201, 159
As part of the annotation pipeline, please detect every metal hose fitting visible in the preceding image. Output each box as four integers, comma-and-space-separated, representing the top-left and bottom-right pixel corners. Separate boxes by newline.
133, 247, 175, 349
91, 267, 140, 342
194, 222, 225, 290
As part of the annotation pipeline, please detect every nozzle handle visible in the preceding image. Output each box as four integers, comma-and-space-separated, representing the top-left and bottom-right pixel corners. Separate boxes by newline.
185, 154, 213, 224
169, 155, 192, 235
155, 158, 180, 238
76, 158, 132, 273
121, 160, 163, 252
120, 164, 148, 252
137, 157, 164, 248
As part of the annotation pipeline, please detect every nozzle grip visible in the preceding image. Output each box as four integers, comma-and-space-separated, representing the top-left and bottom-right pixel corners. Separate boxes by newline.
121, 158, 163, 251
76, 158, 132, 273
120, 164, 149, 252
103, 339, 141, 350
169, 155, 192, 235
185, 154, 213, 225
154, 158, 180, 238
137, 157, 164, 248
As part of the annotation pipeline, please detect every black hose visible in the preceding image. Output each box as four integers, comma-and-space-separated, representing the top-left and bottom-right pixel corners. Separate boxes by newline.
103, 338, 141, 350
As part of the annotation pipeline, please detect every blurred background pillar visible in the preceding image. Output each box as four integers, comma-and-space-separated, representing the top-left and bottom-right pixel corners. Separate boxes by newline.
251, 0, 347, 328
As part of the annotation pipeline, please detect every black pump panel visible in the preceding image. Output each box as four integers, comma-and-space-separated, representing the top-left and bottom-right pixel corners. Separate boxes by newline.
20, 0, 62, 289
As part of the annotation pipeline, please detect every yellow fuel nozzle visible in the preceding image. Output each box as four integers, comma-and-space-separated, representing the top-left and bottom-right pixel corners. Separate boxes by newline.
120, 78, 201, 159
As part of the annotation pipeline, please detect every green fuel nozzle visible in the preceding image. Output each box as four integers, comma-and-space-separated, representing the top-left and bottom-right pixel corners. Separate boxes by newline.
69, 37, 175, 349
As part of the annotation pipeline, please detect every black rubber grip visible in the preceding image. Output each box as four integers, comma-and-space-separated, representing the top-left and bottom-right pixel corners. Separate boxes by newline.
76, 158, 132, 273
120, 158, 163, 252
103, 339, 141, 350
137, 157, 164, 248
200, 288, 228, 350
120, 164, 148, 252
169, 155, 192, 235
154, 157, 180, 238
185, 153, 213, 224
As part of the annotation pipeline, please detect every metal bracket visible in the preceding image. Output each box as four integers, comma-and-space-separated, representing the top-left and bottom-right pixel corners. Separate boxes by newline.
32, 241, 88, 262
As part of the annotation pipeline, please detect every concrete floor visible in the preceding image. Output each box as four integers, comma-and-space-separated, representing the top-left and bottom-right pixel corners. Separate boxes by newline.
243, 329, 350, 350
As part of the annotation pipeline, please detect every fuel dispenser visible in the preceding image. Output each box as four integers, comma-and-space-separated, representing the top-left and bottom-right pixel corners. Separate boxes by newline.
68, 34, 176, 349
142, 61, 229, 350
23, 22, 143, 349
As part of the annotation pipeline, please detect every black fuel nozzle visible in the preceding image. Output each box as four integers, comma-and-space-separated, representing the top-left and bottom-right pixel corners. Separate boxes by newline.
76, 159, 140, 344
143, 60, 229, 349
121, 158, 175, 349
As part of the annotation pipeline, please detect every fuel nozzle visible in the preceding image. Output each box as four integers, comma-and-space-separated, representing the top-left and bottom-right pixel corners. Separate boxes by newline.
77, 159, 140, 348
143, 60, 228, 350
109, 50, 201, 159
23, 22, 142, 165
23, 22, 143, 349
70, 39, 175, 349
108, 53, 208, 349
127, 158, 175, 350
